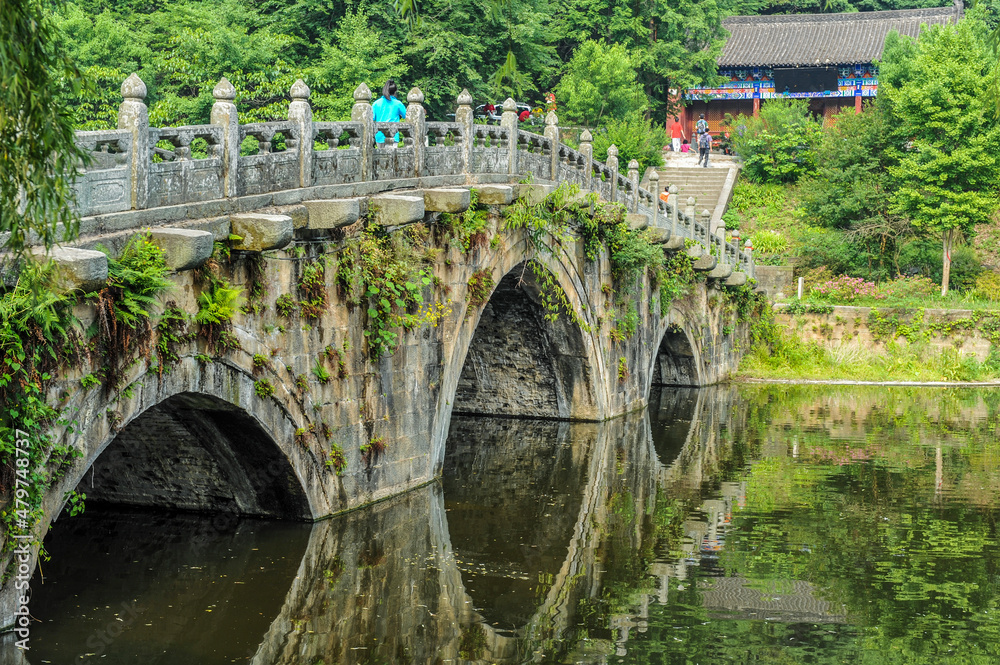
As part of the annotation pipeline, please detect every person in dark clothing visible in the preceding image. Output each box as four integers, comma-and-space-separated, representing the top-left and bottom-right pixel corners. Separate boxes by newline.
698, 131, 712, 168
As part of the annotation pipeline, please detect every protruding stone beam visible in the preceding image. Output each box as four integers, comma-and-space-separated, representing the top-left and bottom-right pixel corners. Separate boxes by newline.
475, 184, 514, 206
646, 228, 670, 244
693, 253, 718, 272
32, 246, 108, 292
230, 213, 293, 251
724, 271, 748, 287
370, 194, 425, 227
663, 236, 686, 251
707, 262, 733, 281
514, 183, 555, 206
303, 199, 361, 230
211, 77, 240, 198
422, 188, 471, 213
147, 228, 214, 271
118, 73, 149, 210
626, 213, 649, 231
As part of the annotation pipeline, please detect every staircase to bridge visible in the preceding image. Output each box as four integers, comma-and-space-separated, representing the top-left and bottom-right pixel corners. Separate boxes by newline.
643, 161, 740, 236
0, 74, 759, 631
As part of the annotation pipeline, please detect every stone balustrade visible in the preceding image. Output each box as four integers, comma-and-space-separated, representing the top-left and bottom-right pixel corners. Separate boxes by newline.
69, 74, 753, 278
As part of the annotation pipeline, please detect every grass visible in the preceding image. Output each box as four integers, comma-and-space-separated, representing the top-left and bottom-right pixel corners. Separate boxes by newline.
739, 333, 1000, 383
780, 293, 1000, 311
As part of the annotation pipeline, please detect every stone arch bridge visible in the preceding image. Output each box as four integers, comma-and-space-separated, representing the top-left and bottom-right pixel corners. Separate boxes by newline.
0, 76, 755, 628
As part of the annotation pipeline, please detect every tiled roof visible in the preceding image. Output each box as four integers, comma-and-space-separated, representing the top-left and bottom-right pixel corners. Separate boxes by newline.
719, 5, 963, 67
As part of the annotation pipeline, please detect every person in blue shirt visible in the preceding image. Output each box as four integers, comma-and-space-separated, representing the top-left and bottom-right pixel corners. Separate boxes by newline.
372, 80, 406, 144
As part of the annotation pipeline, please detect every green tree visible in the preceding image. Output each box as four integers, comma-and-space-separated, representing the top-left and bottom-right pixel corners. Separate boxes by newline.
728, 99, 821, 184
555, 40, 646, 125
309, 9, 409, 120
592, 112, 666, 174
1, 0, 87, 259
882, 23, 1000, 295
799, 103, 911, 279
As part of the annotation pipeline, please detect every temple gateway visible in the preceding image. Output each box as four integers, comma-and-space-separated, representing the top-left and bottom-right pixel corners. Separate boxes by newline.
682, 3, 964, 134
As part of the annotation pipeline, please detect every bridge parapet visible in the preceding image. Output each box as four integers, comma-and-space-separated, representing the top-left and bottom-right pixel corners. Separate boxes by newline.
68, 75, 753, 276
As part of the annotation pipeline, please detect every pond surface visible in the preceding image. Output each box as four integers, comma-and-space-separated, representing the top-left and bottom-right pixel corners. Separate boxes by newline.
25, 385, 1000, 663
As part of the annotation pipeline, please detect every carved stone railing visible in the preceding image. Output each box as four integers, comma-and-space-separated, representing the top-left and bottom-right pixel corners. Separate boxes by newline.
71, 75, 754, 276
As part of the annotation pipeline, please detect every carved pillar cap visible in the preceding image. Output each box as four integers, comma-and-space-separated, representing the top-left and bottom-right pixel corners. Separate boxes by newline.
502, 98, 517, 113
607, 144, 618, 157
580, 129, 593, 143
545, 110, 558, 126
457, 88, 473, 106
649, 170, 659, 182
354, 83, 372, 103
121, 73, 147, 101
407, 87, 424, 104
669, 184, 678, 194
213, 77, 236, 101
745, 239, 753, 248
687, 196, 696, 205
628, 159, 640, 170
290, 79, 311, 100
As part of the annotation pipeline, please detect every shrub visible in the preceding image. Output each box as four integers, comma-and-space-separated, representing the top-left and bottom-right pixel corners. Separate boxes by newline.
90, 234, 172, 392
466, 269, 494, 307
877, 275, 938, 300
970, 271, 1000, 302
750, 229, 788, 266
811, 274, 883, 302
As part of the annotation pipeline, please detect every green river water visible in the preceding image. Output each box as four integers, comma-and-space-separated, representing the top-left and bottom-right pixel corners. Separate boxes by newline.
25, 385, 1000, 664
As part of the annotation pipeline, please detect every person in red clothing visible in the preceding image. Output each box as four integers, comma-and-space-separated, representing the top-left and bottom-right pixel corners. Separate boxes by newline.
669, 116, 686, 152
518, 109, 530, 122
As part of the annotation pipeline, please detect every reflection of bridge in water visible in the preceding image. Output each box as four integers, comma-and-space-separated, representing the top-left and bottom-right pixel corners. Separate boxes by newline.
12, 386, 846, 663
240, 385, 793, 663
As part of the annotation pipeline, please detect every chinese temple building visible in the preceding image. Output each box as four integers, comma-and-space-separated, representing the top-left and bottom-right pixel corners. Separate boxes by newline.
682, 3, 963, 134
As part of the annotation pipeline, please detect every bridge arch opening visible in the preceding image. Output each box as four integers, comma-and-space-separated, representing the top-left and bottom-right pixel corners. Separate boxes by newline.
453, 261, 596, 420
70, 392, 311, 520
651, 325, 703, 387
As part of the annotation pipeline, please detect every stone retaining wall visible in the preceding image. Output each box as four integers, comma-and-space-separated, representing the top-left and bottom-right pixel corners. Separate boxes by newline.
774, 304, 997, 361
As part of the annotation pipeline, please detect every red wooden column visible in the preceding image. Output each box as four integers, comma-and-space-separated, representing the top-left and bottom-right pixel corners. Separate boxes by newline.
752, 98, 760, 117
855, 95, 862, 114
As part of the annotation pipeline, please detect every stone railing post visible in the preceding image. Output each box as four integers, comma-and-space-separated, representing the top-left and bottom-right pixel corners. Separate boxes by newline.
606, 145, 619, 203
744, 239, 754, 277
118, 73, 149, 210
406, 87, 426, 177
649, 170, 659, 227
455, 89, 474, 175
686, 196, 697, 243
544, 111, 559, 180
500, 98, 519, 176
351, 84, 375, 181
288, 79, 313, 189
579, 129, 593, 191
717, 220, 728, 266
627, 160, 640, 212
669, 184, 679, 237
211, 77, 240, 198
